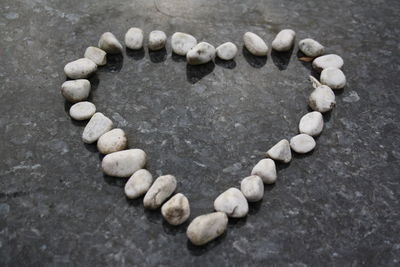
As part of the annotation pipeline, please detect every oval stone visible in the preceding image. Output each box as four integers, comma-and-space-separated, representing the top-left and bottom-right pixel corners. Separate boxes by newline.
186, 212, 228, 246
299, 38, 324, 57
61, 79, 91, 103
69, 101, 96, 120
124, 169, 153, 199
161, 193, 190, 226
214, 187, 248, 218
101, 149, 146, 178
243, 32, 268, 56
125, 27, 144, 50
171, 32, 197, 56
290, 134, 316, 154
148, 30, 167, 51
98, 32, 123, 54
272, 29, 296, 52
82, 112, 113, 144
64, 58, 97, 79
251, 158, 277, 184
312, 54, 344, 71
320, 68, 347, 89
216, 42, 238, 60
186, 42, 216, 65
97, 128, 128, 154
240, 175, 264, 202
143, 175, 177, 209
299, 111, 324, 136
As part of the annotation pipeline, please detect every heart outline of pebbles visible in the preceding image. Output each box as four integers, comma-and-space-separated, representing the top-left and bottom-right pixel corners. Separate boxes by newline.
61, 28, 347, 246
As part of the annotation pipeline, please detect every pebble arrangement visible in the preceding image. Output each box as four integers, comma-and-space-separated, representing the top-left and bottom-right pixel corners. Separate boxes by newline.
61, 28, 347, 246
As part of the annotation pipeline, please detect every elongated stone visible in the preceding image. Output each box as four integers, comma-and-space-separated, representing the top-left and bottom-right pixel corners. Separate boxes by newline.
266, 139, 292, 163
272, 29, 296, 52
125, 27, 144, 50
98, 32, 123, 54
84, 46, 106, 66
161, 193, 190, 225
299, 111, 324, 136
214, 188, 248, 218
97, 128, 127, 154
61, 79, 91, 103
290, 134, 316, 154
64, 58, 97, 79
171, 32, 197, 56
312, 54, 344, 71
240, 175, 264, 202
216, 42, 238, 60
251, 159, 277, 184
320, 67, 347, 89
143, 175, 177, 209
186, 212, 228, 246
124, 169, 153, 199
148, 30, 167, 51
82, 112, 113, 144
186, 42, 216, 65
101, 149, 146, 178
299, 38, 324, 57
69, 101, 96, 120
243, 32, 268, 56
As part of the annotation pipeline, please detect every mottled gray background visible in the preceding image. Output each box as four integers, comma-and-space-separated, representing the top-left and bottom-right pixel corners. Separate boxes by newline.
1, 0, 399, 266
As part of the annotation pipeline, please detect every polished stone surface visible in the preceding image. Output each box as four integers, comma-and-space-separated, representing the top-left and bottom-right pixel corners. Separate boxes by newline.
1, 0, 399, 266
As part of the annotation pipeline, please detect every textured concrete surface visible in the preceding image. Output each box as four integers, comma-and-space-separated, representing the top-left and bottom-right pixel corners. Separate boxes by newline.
1, 0, 399, 266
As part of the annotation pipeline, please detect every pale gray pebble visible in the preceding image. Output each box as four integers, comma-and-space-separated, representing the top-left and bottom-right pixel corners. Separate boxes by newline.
148, 30, 167, 51
97, 128, 128, 154
251, 158, 277, 184
299, 111, 324, 136
161, 193, 190, 226
290, 134, 316, 154
124, 169, 153, 199
171, 32, 197, 56
308, 76, 336, 113
214, 187, 249, 218
125, 27, 144, 50
98, 32, 123, 54
312, 54, 344, 71
64, 58, 97, 79
320, 67, 347, 89
186, 212, 228, 246
243, 32, 268, 56
143, 175, 177, 209
61, 79, 91, 103
186, 42, 216, 65
101, 149, 146, 178
82, 112, 113, 144
240, 175, 264, 202
216, 42, 238, 60
69, 101, 96, 120
272, 29, 296, 52
266, 139, 292, 163
299, 38, 324, 57
84, 46, 106, 66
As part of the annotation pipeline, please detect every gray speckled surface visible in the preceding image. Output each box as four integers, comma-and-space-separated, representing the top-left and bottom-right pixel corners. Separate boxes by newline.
1, 0, 400, 266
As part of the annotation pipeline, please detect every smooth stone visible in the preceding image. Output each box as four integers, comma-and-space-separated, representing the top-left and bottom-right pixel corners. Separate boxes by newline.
84, 46, 106, 66
61, 79, 91, 103
125, 27, 144, 50
216, 42, 238, 60
299, 111, 324, 136
251, 159, 277, 184
171, 32, 197, 56
64, 58, 97, 79
98, 32, 123, 54
290, 134, 316, 154
214, 187, 248, 218
82, 112, 113, 144
143, 175, 177, 209
299, 38, 324, 57
97, 128, 128, 154
240, 175, 264, 202
243, 32, 268, 56
101, 149, 146, 178
161, 193, 190, 226
148, 30, 167, 51
308, 85, 336, 112
266, 139, 292, 163
312, 54, 344, 71
320, 68, 347, 89
69, 101, 96, 120
186, 212, 228, 246
272, 29, 296, 52
186, 42, 216, 65
124, 169, 153, 199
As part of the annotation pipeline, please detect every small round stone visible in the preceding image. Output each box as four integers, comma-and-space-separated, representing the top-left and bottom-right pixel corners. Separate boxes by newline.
299, 38, 324, 58
243, 32, 268, 56
272, 29, 296, 52
308, 85, 336, 113
216, 42, 238, 60
186, 212, 228, 246
143, 175, 177, 209
84, 46, 106, 66
251, 158, 277, 184
290, 134, 316, 154
266, 139, 292, 163
171, 32, 197, 56
299, 111, 324, 136
214, 187, 248, 218
320, 68, 347, 90
61, 79, 91, 103
125, 27, 144, 50
69, 101, 96, 120
240, 175, 264, 202
64, 58, 97, 79
82, 112, 113, 144
101, 149, 147, 178
312, 54, 344, 71
161, 193, 190, 226
148, 30, 167, 51
124, 169, 153, 199
98, 32, 123, 54
97, 128, 128, 154
186, 42, 216, 65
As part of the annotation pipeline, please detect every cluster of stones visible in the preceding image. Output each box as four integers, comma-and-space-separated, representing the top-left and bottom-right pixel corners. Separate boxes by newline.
61, 27, 346, 246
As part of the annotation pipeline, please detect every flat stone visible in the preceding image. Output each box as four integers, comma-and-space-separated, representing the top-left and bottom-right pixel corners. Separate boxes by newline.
243, 32, 268, 56
171, 32, 197, 56
214, 187, 248, 218
308, 85, 336, 113
84, 46, 106, 66
186, 42, 216, 65
299, 38, 324, 57
251, 158, 277, 184
320, 67, 347, 89
186, 212, 228, 246
125, 27, 144, 50
98, 32, 123, 54
64, 58, 97, 79
216, 42, 238, 60
266, 139, 292, 163
148, 30, 167, 51
161, 193, 190, 226
290, 134, 316, 154
272, 29, 296, 52
240, 175, 264, 202
299, 111, 324, 136
61, 79, 91, 103
143, 175, 177, 209
312, 54, 344, 71
82, 112, 113, 144
124, 169, 153, 199
101, 149, 146, 178
69, 101, 96, 120
97, 128, 128, 154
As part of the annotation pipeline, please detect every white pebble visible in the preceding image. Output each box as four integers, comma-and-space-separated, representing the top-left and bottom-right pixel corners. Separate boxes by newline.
216, 42, 238, 60
171, 32, 197, 56
299, 111, 324, 136
320, 68, 347, 90
148, 30, 167, 51
312, 54, 344, 71
143, 175, 177, 209
82, 112, 113, 144
214, 188, 248, 218
240, 175, 264, 202
290, 134, 316, 154
125, 27, 144, 50
97, 128, 127, 154
84, 46, 106, 66
64, 58, 97, 79
161, 193, 190, 226
251, 158, 277, 184
69, 101, 96, 120
124, 169, 153, 199
309, 85, 336, 113
266, 139, 292, 163
186, 42, 216, 65
186, 212, 228, 246
98, 32, 123, 54
101, 149, 146, 178
272, 29, 296, 52
299, 38, 324, 57
61, 79, 91, 103
243, 32, 269, 56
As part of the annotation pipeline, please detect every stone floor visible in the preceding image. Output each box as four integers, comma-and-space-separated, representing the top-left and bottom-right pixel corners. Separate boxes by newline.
0, 0, 399, 266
